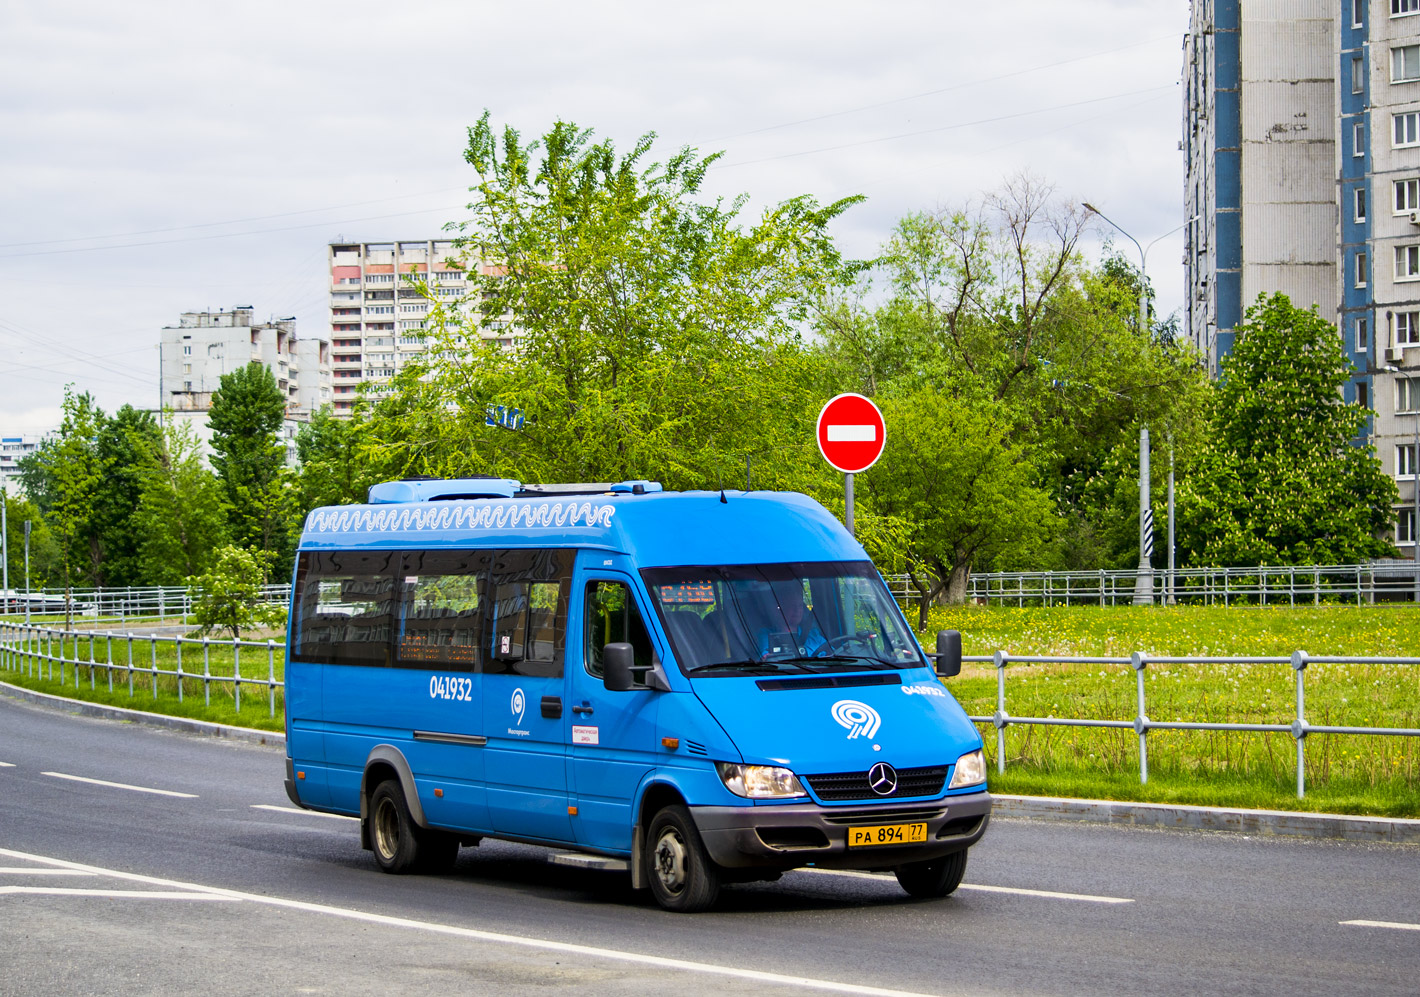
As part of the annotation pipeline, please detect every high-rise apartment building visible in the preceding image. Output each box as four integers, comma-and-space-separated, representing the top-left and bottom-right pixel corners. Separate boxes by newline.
0, 434, 46, 493
1185, 0, 1420, 551
158, 306, 332, 465
328, 240, 510, 416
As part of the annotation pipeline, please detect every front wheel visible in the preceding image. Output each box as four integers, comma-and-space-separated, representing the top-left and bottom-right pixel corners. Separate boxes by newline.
645, 805, 721, 912
894, 848, 968, 899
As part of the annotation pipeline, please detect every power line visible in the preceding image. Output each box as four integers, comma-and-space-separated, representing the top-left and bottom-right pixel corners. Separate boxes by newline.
0, 204, 463, 260
0, 185, 468, 251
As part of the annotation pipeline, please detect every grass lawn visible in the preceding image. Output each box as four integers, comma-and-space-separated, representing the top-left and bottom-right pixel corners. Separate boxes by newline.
919, 604, 1420, 817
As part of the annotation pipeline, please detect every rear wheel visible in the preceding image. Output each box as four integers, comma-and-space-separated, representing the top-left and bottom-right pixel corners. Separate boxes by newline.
894, 848, 968, 899
368, 779, 457, 874
645, 805, 721, 912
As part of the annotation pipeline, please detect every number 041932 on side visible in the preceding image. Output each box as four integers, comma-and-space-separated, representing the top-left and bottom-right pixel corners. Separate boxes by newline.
846, 822, 928, 847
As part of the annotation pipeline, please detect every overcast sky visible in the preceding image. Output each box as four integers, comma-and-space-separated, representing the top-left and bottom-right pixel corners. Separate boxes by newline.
0, 0, 1189, 434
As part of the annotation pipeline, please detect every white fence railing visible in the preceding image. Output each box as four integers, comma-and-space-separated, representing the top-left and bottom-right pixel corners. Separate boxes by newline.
0, 584, 288, 624
964, 650, 1420, 799
0, 622, 284, 718
887, 562, 1420, 608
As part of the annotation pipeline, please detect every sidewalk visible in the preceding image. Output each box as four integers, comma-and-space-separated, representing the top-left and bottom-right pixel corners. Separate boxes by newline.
4, 679, 1418, 844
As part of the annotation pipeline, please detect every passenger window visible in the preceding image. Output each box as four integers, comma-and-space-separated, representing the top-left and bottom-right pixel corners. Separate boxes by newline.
292, 551, 398, 667
585, 580, 654, 678
487, 549, 571, 677
397, 550, 488, 671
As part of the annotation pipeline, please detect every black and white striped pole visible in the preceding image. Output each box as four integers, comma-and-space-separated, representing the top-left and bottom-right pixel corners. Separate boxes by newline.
1133, 426, 1156, 605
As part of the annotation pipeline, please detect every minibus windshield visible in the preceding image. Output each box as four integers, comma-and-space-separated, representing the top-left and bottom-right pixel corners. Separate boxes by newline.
641, 562, 926, 676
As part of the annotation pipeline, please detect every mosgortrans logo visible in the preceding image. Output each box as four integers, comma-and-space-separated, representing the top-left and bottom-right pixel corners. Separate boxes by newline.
831, 700, 881, 740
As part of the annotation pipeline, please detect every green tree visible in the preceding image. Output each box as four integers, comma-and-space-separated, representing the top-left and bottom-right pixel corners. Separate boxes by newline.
45, 388, 108, 625
1176, 293, 1398, 565
133, 420, 229, 585
188, 545, 286, 640
208, 363, 299, 579
296, 406, 370, 509
360, 113, 860, 491
91, 405, 162, 586
2, 492, 60, 594
820, 184, 1209, 574
864, 389, 1057, 618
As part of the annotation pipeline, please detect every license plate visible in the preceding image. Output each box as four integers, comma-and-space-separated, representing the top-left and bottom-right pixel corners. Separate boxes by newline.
846, 822, 928, 847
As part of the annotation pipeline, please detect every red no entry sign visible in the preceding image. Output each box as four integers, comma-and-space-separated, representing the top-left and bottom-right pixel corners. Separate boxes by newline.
816, 393, 886, 474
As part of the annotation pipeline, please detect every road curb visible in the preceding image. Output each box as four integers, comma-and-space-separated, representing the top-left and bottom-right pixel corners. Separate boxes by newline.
992, 793, 1420, 844
3, 680, 1417, 843
0, 680, 284, 749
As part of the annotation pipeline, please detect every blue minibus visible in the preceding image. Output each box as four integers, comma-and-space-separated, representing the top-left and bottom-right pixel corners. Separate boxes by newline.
284, 478, 990, 912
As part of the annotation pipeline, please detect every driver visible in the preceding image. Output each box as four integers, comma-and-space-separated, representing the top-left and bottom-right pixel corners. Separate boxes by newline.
758, 582, 826, 658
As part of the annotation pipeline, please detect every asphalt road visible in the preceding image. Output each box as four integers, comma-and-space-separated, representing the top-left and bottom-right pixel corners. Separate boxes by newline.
1, 694, 1417, 997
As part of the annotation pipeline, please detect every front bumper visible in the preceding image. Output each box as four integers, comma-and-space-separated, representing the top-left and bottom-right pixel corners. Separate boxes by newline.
691, 790, 991, 870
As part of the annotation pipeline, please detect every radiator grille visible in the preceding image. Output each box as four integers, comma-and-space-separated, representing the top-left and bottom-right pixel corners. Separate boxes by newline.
803, 765, 948, 802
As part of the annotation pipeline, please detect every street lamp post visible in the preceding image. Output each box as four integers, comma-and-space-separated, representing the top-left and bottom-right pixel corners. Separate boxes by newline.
1083, 204, 1201, 606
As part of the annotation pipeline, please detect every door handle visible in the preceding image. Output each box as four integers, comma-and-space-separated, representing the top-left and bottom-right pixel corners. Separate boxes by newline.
572, 703, 594, 716
541, 695, 562, 719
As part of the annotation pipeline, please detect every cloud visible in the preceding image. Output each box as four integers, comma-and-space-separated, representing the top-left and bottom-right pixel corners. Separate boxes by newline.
0, 0, 1188, 428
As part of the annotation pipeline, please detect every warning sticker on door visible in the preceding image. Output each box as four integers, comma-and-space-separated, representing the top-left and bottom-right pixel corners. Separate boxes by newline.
572, 725, 599, 745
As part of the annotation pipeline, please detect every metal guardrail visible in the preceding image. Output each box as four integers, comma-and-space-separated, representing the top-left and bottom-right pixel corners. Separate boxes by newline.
886, 562, 1420, 607
0, 584, 287, 624
964, 651, 1420, 798
0, 622, 284, 718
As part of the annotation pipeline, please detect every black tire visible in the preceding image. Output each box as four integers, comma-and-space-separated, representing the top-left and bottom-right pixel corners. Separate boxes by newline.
368, 779, 457, 874
645, 804, 721, 913
894, 848, 968, 899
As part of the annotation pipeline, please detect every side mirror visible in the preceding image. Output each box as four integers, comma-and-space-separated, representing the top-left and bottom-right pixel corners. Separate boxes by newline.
603, 642, 636, 692
935, 629, 962, 679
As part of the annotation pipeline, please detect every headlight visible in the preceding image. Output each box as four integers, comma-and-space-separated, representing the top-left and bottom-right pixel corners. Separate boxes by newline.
948, 749, 987, 789
715, 762, 806, 799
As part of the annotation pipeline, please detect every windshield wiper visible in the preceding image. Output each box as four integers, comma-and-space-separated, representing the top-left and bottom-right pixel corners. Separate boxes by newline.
684, 659, 789, 675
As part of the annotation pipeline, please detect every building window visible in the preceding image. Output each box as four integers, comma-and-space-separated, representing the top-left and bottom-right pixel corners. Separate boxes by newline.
1400, 312, 1420, 344
1395, 0, 1420, 16
1400, 377, 1420, 411
1356, 0, 1366, 25
1359, 316, 1371, 351
1400, 444, 1418, 477
1354, 57, 1366, 94
1397, 179, 1420, 213
182, 345, 192, 356
1359, 380, 1371, 410
1356, 121, 1368, 156
1395, 46, 1420, 82
1358, 251, 1370, 287
1396, 112, 1420, 147
1400, 510, 1417, 545
1397, 245, 1420, 280
1356, 187, 1368, 221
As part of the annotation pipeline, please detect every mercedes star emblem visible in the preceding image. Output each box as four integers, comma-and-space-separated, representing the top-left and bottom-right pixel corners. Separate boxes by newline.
867, 761, 898, 795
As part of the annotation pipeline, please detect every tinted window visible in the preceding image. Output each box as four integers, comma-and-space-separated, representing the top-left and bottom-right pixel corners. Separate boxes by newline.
292, 550, 398, 667
585, 580, 655, 678
397, 550, 489, 671
486, 548, 571, 678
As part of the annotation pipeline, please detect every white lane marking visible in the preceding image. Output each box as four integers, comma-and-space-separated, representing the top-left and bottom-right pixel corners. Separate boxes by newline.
0, 847, 951, 997
0, 868, 91, 876
799, 868, 1133, 904
0, 887, 234, 900
1342, 919, 1420, 932
250, 804, 358, 821
0, 761, 14, 768
41, 772, 197, 798
826, 424, 876, 443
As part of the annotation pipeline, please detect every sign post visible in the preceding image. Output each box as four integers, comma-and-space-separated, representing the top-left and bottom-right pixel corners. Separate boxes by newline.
816, 393, 886, 536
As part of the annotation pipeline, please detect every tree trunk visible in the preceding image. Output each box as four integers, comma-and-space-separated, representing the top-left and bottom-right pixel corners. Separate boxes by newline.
944, 560, 972, 605
907, 568, 946, 631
